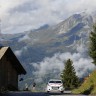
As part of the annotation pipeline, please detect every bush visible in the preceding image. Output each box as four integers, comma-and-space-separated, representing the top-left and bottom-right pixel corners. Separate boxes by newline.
6, 84, 18, 91
0, 86, 7, 92
81, 85, 94, 95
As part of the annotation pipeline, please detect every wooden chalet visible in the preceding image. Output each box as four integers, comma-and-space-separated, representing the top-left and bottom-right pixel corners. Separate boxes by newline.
0, 46, 26, 90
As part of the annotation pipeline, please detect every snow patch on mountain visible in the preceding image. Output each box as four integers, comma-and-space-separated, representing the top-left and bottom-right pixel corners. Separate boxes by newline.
18, 34, 30, 42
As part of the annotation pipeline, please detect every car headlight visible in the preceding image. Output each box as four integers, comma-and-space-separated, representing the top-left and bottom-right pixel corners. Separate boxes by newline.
47, 84, 51, 88
59, 85, 64, 89
60, 85, 63, 87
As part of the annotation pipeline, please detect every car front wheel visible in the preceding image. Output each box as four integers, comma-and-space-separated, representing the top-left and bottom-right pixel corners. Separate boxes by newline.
61, 91, 63, 93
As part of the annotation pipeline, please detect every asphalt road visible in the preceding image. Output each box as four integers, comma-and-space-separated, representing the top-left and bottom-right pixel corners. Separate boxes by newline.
1, 91, 85, 96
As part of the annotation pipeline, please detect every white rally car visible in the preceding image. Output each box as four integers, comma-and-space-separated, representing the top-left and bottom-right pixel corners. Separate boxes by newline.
46, 79, 64, 93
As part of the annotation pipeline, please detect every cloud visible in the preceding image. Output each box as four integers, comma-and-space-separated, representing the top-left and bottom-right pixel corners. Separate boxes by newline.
14, 46, 28, 56
30, 44, 95, 82
15, 49, 22, 56
1, 0, 96, 34
0, 0, 28, 18
18, 34, 30, 42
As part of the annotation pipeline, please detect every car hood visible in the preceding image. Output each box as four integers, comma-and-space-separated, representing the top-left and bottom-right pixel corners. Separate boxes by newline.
48, 83, 63, 87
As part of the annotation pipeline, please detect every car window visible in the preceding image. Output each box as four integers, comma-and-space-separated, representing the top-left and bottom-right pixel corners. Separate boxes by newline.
49, 80, 62, 83
49, 81, 55, 83
55, 81, 62, 83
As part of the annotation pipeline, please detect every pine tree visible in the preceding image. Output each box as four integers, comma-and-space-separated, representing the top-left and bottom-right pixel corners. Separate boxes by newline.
89, 25, 96, 65
61, 59, 79, 89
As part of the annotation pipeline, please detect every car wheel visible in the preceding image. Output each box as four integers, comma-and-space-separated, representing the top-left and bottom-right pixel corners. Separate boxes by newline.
61, 91, 63, 93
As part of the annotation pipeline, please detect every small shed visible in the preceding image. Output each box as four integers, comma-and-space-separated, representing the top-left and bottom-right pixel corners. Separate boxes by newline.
0, 46, 26, 90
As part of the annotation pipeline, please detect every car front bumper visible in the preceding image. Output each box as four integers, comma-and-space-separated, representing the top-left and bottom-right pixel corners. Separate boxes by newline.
46, 86, 64, 92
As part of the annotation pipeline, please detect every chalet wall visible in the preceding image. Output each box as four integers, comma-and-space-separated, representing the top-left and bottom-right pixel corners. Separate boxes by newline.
0, 55, 18, 89
0, 60, 4, 88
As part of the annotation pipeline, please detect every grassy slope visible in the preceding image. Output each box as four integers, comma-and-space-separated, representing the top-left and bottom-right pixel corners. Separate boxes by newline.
72, 70, 96, 95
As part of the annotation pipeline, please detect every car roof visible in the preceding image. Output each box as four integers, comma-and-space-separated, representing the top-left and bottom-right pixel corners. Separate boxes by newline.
49, 79, 62, 81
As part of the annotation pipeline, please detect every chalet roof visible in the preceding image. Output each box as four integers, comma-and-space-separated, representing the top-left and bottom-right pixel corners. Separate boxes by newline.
0, 47, 8, 59
0, 46, 26, 75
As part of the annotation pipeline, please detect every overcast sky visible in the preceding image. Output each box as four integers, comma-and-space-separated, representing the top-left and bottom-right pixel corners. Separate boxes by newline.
0, 0, 96, 34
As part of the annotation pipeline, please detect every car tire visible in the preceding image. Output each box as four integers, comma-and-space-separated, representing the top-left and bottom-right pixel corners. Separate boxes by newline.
61, 91, 63, 93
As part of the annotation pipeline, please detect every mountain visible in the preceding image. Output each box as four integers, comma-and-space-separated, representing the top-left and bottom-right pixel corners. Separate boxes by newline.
0, 12, 95, 89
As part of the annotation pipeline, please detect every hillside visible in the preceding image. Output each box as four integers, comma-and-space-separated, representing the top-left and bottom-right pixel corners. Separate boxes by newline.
72, 69, 96, 95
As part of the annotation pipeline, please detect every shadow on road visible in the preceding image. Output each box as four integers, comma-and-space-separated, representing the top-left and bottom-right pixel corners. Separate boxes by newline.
47, 92, 71, 95
0, 91, 78, 96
